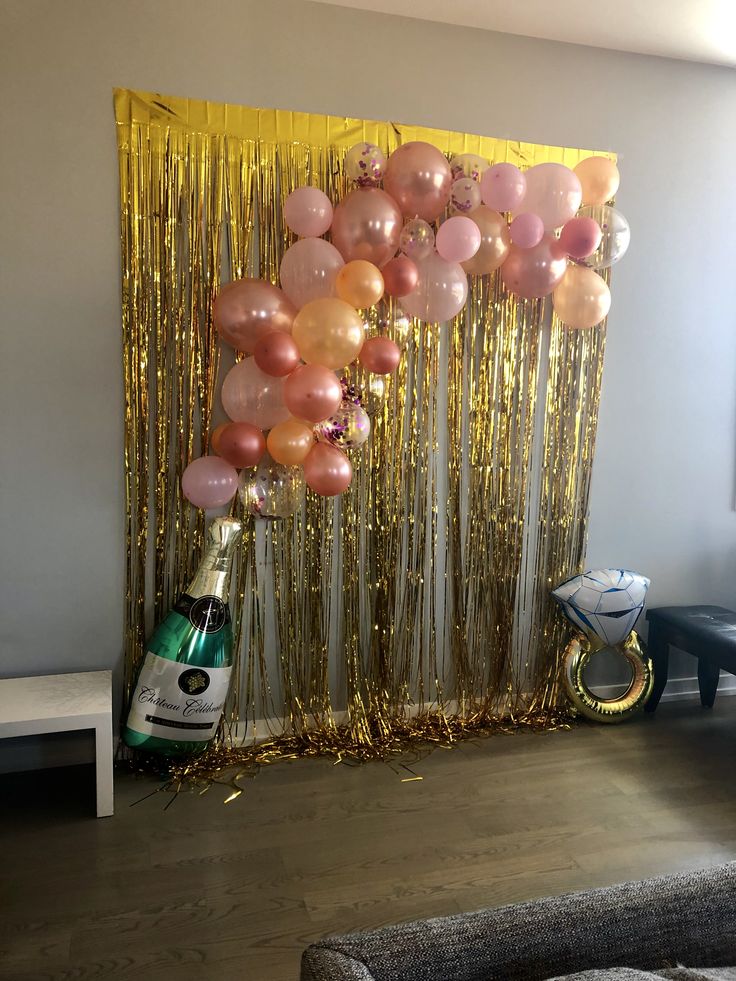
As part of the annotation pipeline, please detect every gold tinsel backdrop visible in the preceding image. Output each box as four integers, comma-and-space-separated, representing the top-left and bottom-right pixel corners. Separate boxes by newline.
114, 88, 612, 772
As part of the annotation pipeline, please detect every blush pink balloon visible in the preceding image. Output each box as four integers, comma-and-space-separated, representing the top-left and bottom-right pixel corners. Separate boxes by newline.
359, 336, 401, 375
254, 331, 301, 377
303, 442, 353, 497
509, 213, 545, 249
400, 251, 469, 323
480, 163, 527, 212
517, 163, 582, 231
383, 141, 452, 222
500, 236, 569, 299
279, 237, 344, 309
214, 279, 296, 353
182, 456, 239, 509
217, 422, 266, 468
284, 364, 342, 423
558, 216, 603, 259
331, 188, 402, 268
283, 186, 333, 238
221, 357, 291, 430
435, 215, 482, 263
381, 255, 419, 297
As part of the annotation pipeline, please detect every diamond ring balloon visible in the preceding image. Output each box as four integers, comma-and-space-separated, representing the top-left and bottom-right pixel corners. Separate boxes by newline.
552, 568, 650, 647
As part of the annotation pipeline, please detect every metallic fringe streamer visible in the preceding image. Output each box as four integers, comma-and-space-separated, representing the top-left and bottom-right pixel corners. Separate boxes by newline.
115, 89, 611, 776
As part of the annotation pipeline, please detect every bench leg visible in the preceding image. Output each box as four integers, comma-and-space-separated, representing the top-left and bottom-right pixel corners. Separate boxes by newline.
697, 658, 720, 708
95, 718, 114, 817
644, 621, 669, 713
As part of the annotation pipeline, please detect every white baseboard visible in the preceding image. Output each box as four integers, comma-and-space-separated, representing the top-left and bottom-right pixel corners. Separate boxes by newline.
590, 673, 736, 703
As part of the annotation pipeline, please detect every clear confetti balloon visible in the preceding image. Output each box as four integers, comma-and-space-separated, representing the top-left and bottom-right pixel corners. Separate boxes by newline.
341, 374, 386, 417
449, 153, 488, 183
315, 399, 371, 449
449, 178, 482, 215
399, 218, 435, 261
578, 205, 631, 270
345, 142, 387, 187
238, 455, 305, 519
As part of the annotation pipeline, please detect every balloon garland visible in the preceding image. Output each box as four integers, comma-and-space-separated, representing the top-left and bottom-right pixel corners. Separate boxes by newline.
181, 144, 629, 514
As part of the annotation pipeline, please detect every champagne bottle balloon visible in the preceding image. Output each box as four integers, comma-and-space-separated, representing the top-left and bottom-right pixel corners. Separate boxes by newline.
123, 517, 242, 756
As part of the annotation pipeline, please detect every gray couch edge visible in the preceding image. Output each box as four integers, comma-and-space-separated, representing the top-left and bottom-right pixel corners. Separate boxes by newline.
301, 862, 736, 981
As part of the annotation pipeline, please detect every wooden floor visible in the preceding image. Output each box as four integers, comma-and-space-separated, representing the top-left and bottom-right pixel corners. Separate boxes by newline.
2, 698, 736, 981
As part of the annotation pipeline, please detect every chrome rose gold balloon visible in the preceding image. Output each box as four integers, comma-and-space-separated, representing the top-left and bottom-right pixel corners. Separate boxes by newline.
552, 265, 611, 329
359, 336, 401, 375
214, 279, 296, 353
283, 364, 343, 423
384, 141, 452, 222
500, 236, 568, 299
331, 188, 402, 268
461, 206, 510, 275
303, 442, 353, 497
253, 331, 301, 377
381, 255, 419, 297
217, 422, 266, 468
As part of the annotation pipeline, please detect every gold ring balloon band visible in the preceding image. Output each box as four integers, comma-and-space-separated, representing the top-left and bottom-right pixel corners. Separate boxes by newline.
563, 631, 654, 723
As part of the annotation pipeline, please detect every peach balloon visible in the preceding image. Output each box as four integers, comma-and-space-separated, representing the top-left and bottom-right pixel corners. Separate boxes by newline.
336, 260, 384, 309
574, 156, 620, 206
331, 188, 402, 268
214, 279, 296, 353
210, 422, 229, 455
217, 422, 266, 468
221, 357, 290, 430
359, 336, 401, 375
383, 141, 452, 222
500, 236, 568, 299
382, 255, 419, 297
267, 418, 315, 466
254, 331, 301, 377
303, 442, 353, 497
279, 237, 344, 309
292, 297, 365, 370
284, 364, 343, 423
552, 265, 611, 329
461, 206, 510, 275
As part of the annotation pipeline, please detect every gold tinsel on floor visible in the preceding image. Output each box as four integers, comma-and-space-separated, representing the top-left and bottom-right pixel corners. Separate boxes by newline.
114, 89, 612, 781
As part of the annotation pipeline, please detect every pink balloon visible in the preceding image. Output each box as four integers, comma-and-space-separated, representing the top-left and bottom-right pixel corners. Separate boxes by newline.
359, 336, 401, 375
182, 456, 238, 509
517, 163, 582, 231
331, 188, 402, 268
283, 186, 333, 238
509, 213, 545, 250
221, 357, 291, 430
558, 216, 603, 259
254, 331, 301, 377
400, 251, 469, 323
284, 364, 342, 423
381, 255, 419, 297
500, 236, 569, 299
480, 163, 527, 212
214, 279, 296, 353
303, 442, 353, 497
279, 237, 344, 309
383, 141, 452, 222
435, 216, 481, 263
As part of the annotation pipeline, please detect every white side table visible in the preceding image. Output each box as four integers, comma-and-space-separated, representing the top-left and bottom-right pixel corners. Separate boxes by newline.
0, 670, 114, 817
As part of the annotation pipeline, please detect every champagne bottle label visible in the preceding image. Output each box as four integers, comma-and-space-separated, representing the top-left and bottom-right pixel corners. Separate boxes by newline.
126, 652, 232, 742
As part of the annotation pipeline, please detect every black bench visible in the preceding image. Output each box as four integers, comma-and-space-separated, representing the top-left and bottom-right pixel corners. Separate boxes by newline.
645, 605, 736, 711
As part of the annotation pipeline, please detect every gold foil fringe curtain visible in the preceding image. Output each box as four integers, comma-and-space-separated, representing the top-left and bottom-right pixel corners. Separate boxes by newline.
115, 88, 612, 765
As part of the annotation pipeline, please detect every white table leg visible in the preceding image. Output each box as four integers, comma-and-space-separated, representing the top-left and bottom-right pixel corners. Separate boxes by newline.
94, 717, 114, 817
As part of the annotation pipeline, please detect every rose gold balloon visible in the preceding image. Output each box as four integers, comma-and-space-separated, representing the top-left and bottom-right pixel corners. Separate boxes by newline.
461, 206, 510, 275
500, 236, 568, 299
267, 418, 315, 466
382, 255, 419, 297
210, 422, 229, 455
552, 265, 611, 329
303, 442, 353, 497
292, 297, 365, 370
359, 337, 401, 375
574, 156, 620, 206
214, 279, 296, 353
383, 141, 452, 222
284, 364, 343, 423
253, 331, 301, 377
217, 422, 266, 468
331, 188, 402, 268
336, 260, 384, 309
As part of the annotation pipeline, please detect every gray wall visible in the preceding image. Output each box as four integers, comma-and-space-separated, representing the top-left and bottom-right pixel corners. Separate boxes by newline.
2, 0, 735, 750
